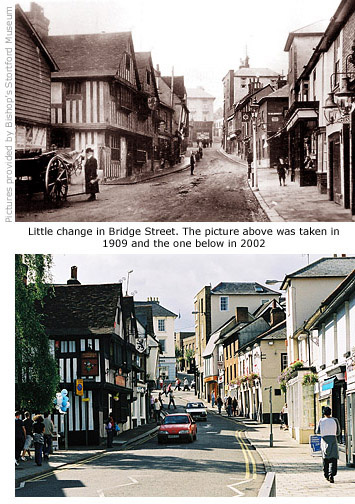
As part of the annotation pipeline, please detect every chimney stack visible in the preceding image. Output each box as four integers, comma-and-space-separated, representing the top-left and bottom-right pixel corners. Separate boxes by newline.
270, 307, 285, 326
67, 265, 80, 285
235, 307, 249, 323
26, 2, 50, 39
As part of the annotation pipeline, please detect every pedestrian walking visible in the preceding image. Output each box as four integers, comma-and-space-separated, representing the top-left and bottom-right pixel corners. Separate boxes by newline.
105, 415, 115, 448
32, 414, 45, 466
43, 412, 54, 460
281, 403, 289, 430
217, 395, 223, 414
232, 397, 237, 416
158, 392, 164, 409
183, 378, 190, 391
163, 384, 168, 397
317, 407, 341, 483
168, 390, 177, 409
150, 394, 155, 418
247, 149, 253, 179
227, 396, 233, 417
153, 398, 161, 423
22, 411, 33, 461
277, 158, 286, 186
211, 390, 216, 408
85, 147, 99, 201
198, 145, 203, 159
15, 411, 26, 465
174, 378, 181, 391
190, 151, 195, 175
159, 376, 164, 389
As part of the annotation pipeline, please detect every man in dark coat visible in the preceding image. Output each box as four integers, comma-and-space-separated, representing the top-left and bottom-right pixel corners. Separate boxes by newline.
85, 147, 99, 201
190, 152, 196, 175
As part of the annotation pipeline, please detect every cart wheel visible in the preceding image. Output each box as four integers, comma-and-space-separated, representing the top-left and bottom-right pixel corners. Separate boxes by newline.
45, 156, 68, 205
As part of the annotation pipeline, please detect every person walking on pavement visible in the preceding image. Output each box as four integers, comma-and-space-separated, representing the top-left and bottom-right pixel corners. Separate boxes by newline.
85, 147, 99, 201
276, 158, 286, 186
317, 406, 341, 483
211, 390, 215, 408
217, 395, 223, 414
15, 411, 26, 465
247, 149, 253, 179
174, 378, 181, 391
281, 403, 289, 430
43, 412, 54, 460
158, 391, 164, 409
163, 384, 167, 397
105, 415, 115, 448
232, 397, 237, 417
32, 414, 45, 466
190, 151, 195, 175
227, 396, 233, 417
22, 411, 33, 461
183, 378, 190, 391
198, 145, 203, 159
153, 398, 161, 423
168, 389, 177, 409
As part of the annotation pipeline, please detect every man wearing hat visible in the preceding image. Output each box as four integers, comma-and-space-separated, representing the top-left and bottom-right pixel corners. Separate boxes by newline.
85, 147, 99, 201
316, 406, 341, 483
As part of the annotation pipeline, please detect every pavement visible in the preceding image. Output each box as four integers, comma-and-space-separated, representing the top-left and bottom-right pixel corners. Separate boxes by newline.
198, 397, 355, 497
218, 149, 354, 222
15, 419, 160, 485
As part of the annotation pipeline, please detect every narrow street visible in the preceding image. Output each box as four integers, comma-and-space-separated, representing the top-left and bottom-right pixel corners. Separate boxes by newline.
15, 392, 265, 498
15, 147, 268, 222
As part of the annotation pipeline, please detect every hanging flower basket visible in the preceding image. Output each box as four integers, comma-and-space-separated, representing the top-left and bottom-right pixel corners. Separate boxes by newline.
302, 372, 318, 386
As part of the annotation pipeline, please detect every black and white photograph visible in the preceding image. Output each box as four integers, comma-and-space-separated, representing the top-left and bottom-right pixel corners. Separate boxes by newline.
14, 253, 355, 497
13, 0, 355, 222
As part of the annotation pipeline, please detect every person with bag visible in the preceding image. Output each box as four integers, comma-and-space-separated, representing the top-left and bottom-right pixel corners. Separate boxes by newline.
85, 147, 100, 201
32, 415, 45, 466
15, 411, 26, 465
317, 407, 341, 483
22, 411, 33, 461
168, 389, 176, 410
105, 415, 115, 448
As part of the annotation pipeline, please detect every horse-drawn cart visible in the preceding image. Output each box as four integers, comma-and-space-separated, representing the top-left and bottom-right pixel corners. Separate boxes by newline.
15, 149, 84, 205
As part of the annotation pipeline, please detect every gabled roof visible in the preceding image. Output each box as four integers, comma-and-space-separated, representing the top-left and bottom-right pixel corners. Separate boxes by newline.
43, 283, 122, 336
236, 84, 275, 110
284, 20, 328, 51
252, 299, 283, 318
44, 31, 138, 81
15, 5, 59, 71
238, 320, 286, 352
134, 304, 155, 337
134, 301, 177, 318
258, 84, 290, 105
281, 257, 355, 290
234, 67, 279, 77
163, 76, 187, 100
211, 281, 279, 296
135, 51, 159, 98
186, 87, 215, 99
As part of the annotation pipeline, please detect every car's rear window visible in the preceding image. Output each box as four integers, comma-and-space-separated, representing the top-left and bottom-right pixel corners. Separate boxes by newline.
187, 403, 204, 408
164, 415, 189, 424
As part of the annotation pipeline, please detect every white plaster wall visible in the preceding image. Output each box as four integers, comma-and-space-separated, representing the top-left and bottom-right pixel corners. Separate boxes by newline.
153, 315, 175, 357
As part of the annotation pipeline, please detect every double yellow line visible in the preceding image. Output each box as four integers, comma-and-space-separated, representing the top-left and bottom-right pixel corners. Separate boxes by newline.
235, 430, 256, 480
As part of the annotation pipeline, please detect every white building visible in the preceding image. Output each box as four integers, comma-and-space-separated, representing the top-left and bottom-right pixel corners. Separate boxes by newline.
135, 298, 177, 383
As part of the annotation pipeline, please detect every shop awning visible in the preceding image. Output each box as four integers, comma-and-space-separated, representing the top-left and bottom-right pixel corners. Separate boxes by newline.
322, 378, 335, 391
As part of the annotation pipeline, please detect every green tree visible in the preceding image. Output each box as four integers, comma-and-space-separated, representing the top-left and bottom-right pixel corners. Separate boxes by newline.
15, 254, 59, 412
175, 345, 183, 360
184, 348, 195, 364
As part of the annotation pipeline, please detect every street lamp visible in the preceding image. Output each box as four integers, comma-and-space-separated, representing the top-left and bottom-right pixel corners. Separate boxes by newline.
250, 97, 260, 191
265, 386, 273, 447
126, 270, 133, 296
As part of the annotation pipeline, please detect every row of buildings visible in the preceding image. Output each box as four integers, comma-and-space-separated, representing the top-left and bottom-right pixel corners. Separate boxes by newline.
15, 2, 190, 181
34, 266, 177, 446
176, 256, 355, 466
222, 0, 355, 216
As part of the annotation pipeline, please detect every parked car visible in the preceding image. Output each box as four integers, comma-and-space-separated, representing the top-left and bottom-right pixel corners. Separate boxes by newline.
185, 402, 207, 421
157, 414, 197, 443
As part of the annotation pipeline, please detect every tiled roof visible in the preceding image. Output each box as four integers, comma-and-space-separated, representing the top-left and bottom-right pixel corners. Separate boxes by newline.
134, 304, 154, 336
134, 301, 177, 318
284, 20, 327, 51
44, 32, 132, 77
234, 67, 279, 77
238, 320, 286, 351
281, 257, 355, 289
186, 87, 215, 99
261, 83, 289, 100
43, 283, 122, 335
163, 76, 187, 100
211, 282, 279, 296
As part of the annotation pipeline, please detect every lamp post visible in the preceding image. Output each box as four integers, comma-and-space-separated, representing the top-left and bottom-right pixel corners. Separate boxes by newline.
265, 386, 273, 447
250, 98, 260, 191
126, 270, 133, 296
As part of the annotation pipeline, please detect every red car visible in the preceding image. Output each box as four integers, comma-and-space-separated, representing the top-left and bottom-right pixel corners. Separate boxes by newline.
158, 413, 197, 443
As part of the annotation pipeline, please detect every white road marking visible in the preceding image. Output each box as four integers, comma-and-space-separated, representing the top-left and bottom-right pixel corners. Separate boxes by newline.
97, 476, 139, 496
227, 478, 253, 497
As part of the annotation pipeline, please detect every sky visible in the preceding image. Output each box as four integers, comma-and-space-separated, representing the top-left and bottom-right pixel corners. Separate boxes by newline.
51, 253, 328, 331
19, 0, 341, 108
